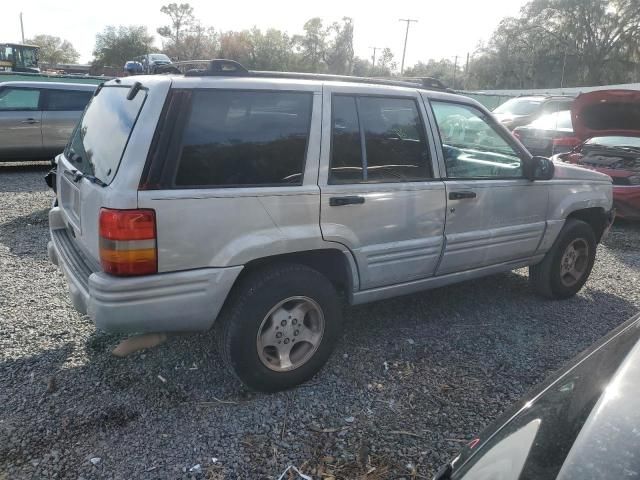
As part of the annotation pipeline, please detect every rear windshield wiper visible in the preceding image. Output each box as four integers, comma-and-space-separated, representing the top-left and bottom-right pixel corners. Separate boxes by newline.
64, 169, 107, 187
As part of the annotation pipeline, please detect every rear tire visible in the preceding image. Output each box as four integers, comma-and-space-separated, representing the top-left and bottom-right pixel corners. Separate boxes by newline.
529, 218, 596, 299
217, 263, 342, 392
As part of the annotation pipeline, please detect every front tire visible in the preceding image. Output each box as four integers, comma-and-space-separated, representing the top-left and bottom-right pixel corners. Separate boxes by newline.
217, 264, 342, 392
529, 219, 597, 299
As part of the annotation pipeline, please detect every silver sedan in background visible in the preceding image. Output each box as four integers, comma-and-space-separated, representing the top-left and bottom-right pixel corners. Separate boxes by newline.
0, 81, 95, 161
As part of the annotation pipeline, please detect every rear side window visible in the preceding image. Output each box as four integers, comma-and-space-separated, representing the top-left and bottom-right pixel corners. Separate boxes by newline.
46, 89, 93, 111
175, 90, 313, 187
330, 95, 431, 184
65, 86, 146, 184
0, 87, 40, 111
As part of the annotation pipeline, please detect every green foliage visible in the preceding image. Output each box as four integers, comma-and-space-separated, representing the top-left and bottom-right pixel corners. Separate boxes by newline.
467, 0, 640, 89
92, 25, 155, 68
403, 59, 463, 88
25, 34, 80, 66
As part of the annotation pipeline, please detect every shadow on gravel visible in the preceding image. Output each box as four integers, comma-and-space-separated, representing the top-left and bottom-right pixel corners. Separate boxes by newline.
345, 269, 638, 371
0, 328, 237, 473
0, 163, 51, 193
0, 208, 49, 258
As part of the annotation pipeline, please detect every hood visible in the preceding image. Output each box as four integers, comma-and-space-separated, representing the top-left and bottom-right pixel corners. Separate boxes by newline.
572, 89, 640, 140
552, 159, 612, 183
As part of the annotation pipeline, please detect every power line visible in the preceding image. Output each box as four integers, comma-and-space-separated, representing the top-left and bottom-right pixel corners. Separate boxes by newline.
399, 18, 418, 74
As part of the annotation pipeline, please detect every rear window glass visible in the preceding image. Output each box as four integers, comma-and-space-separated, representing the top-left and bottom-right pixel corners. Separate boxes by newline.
175, 90, 313, 187
46, 89, 93, 111
494, 98, 543, 116
530, 110, 572, 130
65, 86, 146, 184
330, 95, 432, 184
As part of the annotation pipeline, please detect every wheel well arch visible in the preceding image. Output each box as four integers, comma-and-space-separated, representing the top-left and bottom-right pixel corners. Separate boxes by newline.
567, 207, 609, 242
236, 249, 357, 300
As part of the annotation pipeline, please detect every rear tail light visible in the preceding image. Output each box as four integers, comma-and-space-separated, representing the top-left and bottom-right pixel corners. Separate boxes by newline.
99, 208, 157, 276
552, 136, 581, 148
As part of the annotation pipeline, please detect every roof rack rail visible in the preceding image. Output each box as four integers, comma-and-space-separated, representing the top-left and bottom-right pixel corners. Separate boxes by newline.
158, 58, 452, 92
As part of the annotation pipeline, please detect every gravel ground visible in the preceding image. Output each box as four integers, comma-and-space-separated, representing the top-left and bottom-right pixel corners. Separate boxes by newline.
1, 162, 639, 479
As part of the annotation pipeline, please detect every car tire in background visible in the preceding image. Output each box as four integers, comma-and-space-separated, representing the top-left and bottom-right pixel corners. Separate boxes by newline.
217, 263, 343, 392
529, 218, 597, 299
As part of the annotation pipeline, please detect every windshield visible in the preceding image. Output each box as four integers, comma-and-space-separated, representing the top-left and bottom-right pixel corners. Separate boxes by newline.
585, 136, 640, 148
494, 98, 543, 116
65, 85, 146, 184
19, 47, 38, 68
0, 45, 38, 68
530, 110, 573, 130
149, 54, 170, 62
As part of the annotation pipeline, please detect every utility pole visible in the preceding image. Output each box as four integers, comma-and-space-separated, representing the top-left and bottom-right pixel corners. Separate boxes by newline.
464, 52, 470, 90
20, 12, 25, 43
369, 46, 380, 67
399, 18, 418, 75
452, 55, 458, 89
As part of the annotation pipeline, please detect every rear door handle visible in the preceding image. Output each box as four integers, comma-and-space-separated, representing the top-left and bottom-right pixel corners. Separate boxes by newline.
21, 118, 40, 124
329, 196, 366, 207
449, 191, 477, 200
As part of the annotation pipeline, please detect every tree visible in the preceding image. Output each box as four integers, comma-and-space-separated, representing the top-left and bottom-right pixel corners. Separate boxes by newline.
26, 34, 80, 66
465, 0, 640, 89
92, 26, 154, 68
294, 18, 329, 72
404, 59, 463, 88
325, 18, 355, 74
157, 3, 194, 51
218, 30, 254, 66
248, 28, 295, 71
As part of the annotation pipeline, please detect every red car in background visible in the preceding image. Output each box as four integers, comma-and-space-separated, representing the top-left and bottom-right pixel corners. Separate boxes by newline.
554, 90, 640, 220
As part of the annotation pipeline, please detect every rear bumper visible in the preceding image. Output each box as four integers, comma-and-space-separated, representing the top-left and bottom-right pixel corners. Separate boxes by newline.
48, 207, 242, 333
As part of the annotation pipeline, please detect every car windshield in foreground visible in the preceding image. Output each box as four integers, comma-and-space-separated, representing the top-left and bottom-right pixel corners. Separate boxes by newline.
585, 136, 640, 149
494, 98, 543, 116
64, 85, 146, 185
529, 110, 572, 130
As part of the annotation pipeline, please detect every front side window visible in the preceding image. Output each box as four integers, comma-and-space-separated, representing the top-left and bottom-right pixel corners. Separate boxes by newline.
175, 90, 313, 187
431, 101, 523, 179
0, 87, 40, 111
330, 95, 431, 184
46, 89, 93, 111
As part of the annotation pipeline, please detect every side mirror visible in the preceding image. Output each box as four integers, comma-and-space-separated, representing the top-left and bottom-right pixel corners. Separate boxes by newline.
523, 156, 555, 181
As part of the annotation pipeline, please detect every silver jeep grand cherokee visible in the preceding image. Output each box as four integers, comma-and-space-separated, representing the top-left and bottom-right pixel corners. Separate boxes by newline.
48, 60, 613, 392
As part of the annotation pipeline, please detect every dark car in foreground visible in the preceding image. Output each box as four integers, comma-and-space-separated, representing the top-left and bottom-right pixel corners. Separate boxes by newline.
435, 313, 640, 480
492, 95, 573, 130
512, 110, 580, 157
554, 89, 640, 220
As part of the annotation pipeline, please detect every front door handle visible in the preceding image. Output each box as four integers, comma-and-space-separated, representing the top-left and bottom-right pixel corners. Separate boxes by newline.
449, 191, 477, 200
329, 196, 366, 207
21, 118, 40, 124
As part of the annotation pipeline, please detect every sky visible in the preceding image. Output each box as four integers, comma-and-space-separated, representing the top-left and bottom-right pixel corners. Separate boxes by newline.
6, 0, 529, 67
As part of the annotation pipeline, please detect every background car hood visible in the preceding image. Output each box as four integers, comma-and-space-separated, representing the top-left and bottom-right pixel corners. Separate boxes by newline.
572, 89, 640, 140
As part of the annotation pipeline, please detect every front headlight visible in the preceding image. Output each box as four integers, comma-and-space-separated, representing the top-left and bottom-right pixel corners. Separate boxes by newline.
628, 175, 640, 185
